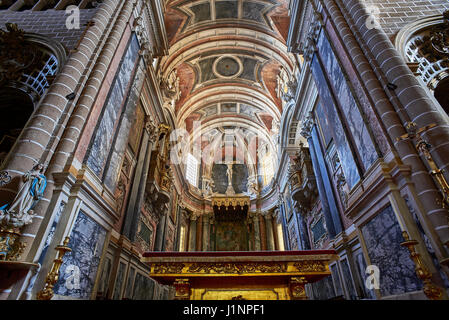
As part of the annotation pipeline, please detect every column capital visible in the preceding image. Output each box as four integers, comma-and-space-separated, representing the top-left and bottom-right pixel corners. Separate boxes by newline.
189, 212, 200, 221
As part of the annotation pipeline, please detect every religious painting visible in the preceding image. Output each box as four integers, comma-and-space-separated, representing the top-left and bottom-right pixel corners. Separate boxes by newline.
214, 220, 248, 251
53, 210, 107, 299
361, 205, 422, 297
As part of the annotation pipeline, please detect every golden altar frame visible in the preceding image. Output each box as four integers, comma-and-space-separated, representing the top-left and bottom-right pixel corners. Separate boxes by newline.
142, 250, 338, 300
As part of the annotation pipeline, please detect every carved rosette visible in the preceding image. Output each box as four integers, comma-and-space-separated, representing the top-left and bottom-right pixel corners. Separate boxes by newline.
289, 277, 308, 300
173, 278, 191, 300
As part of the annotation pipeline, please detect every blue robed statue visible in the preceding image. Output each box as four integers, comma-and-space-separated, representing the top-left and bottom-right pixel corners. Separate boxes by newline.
0, 163, 47, 228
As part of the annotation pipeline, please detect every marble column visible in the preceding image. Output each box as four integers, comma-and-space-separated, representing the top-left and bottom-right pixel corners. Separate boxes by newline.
202, 214, 210, 251
196, 215, 202, 251
188, 215, 197, 252
264, 213, 275, 251
154, 211, 167, 252
252, 212, 261, 251
259, 215, 267, 251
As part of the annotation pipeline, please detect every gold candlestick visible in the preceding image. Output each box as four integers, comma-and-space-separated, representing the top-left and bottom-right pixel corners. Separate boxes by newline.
400, 231, 443, 300
36, 237, 72, 300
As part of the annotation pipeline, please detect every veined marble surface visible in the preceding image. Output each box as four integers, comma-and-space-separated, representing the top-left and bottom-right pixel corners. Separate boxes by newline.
311, 56, 360, 189
86, 34, 140, 178
112, 262, 126, 300
53, 210, 107, 299
132, 273, 155, 300
316, 30, 378, 172
361, 205, 422, 297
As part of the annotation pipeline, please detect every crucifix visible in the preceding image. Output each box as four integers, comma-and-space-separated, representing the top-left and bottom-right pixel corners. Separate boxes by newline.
397, 122, 449, 208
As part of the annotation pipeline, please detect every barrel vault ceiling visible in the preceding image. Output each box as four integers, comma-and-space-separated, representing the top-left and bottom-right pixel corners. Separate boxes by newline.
161, 0, 295, 175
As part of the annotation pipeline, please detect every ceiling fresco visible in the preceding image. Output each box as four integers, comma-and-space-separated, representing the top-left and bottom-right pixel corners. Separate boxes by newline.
161, 0, 295, 188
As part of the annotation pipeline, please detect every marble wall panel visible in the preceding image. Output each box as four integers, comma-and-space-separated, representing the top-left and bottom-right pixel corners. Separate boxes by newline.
53, 210, 107, 299
316, 30, 377, 172
123, 267, 135, 299
37, 201, 65, 266
215, 220, 248, 251
287, 217, 299, 250
86, 34, 140, 178
311, 55, 360, 189
361, 205, 422, 297
340, 258, 357, 299
353, 249, 376, 299
97, 256, 112, 298
330, 263, 344, 297
315, 102, 333, 149
311, 275, 336, 300
103, 59, 146, 191
132, 273, 155, 300
112, 262, 126, 300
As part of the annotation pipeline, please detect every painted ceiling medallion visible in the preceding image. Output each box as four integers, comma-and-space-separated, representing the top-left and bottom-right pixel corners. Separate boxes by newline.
213, 55, 243, 79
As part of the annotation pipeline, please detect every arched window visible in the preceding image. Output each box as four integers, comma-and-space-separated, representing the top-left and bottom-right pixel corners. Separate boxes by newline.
0, 24, 66, 164
186, 153, 199, 187
262, 152, 274, 185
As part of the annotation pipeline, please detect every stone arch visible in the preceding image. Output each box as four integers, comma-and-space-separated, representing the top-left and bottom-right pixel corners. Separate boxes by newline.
0, 26, 67, 164
395, 12, 449, 114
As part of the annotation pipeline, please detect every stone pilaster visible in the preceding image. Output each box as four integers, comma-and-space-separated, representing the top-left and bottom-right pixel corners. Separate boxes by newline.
264, 212, 275, 251
202, 214, 210, 251
251, 212, 261, 251
188, 213, 197, 252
